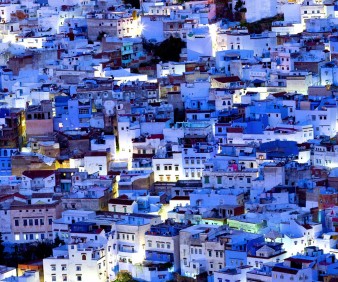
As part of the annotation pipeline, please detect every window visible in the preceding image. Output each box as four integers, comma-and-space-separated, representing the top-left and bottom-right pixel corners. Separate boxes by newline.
40, 219, 44, 225
79, 108, 89, 114
82, 254, 86, 260
62, 265, 67, 271
51, 265, 56, 271
204, 176, 210, 184
15, 219, 19, 226
49, 218, 53, 225
52, 275, 56, 282
217, 176, 222, 184
62, 274, 67, 281
77, 275, 82, 281
29, 219, 33, 226
76, 265, 81, 271
35, 219, 39, 225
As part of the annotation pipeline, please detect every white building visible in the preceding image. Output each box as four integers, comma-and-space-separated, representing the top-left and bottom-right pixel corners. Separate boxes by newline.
295, 99, 337, 138
20, 170, 55, 195
83, 152, 109, 176
0, 266, 16, 281
226, 124, 314, 145
90, 135, 116, 159
179, 224, 220, 278
110, 215, 161, 275
182, 143, 216, 180
152, 143, 184, 182
43, 241, 107, 282
52, 210, 96, 240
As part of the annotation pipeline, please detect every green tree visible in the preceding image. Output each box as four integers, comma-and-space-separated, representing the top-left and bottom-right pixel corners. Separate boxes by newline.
123, 0, 140, 9
97, 31, 106, 42
234, 0, 244, 11
115, 272, 135, 282
54, 234, 65, 247
154, 36, 186, 62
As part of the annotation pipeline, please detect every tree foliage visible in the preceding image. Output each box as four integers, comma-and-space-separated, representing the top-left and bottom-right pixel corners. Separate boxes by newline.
234, 0, 245, 11
3, 240, 60, 267
242, 14, 284, 34
97, 31, 106, 42
115, 272, 135, 282
154, 36, 186, 62
123, 0, 140, 9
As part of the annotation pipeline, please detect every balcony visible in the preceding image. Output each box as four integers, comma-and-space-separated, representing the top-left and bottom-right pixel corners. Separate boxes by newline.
119, 247, 136, 254
145, 251, 173, 263
142, 261, 173, 271
119, 257, 133, 264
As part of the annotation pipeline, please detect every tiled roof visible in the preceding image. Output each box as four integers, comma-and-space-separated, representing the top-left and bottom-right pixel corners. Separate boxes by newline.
272, 266, 299, 275
84, 151, 108, 157
0, 193, 27, 202
22, 170, 55, 179
31, 193, 54, 198
171, 196, 190, 200
227, 127, 244, 133
109, 198, 135, 205
148, 134, 164, 139
213, 76, 241, 83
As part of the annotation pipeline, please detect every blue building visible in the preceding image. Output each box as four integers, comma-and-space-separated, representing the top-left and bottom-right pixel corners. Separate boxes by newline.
54, 97, 92, 131
0, 148, 18, 176
145, 222, 189, 273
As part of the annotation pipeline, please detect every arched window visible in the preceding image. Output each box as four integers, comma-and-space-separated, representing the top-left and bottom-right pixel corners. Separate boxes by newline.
82, 254, 86, 260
